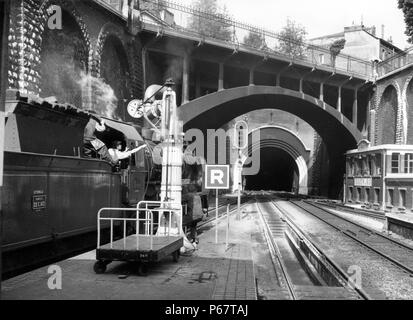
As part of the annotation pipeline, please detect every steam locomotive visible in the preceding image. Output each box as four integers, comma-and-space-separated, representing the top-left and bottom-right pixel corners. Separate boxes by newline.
1, 89, 205, 277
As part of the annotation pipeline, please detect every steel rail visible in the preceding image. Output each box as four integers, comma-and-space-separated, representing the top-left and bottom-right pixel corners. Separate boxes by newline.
269, 198, 371, 300
304, 200, 413, 250
291, 201, 413, 276
255, 199, 297, 300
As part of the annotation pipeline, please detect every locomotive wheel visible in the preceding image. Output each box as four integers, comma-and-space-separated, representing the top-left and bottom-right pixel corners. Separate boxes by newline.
94, 261, 107, 274
172, 250, 180, 262
137, 264, 148, 276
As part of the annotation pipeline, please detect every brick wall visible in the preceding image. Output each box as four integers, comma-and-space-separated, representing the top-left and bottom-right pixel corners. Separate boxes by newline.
7, 0, 144, 122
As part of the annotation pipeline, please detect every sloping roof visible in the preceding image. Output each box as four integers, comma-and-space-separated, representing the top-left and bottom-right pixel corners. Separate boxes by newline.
102, 117, 144, 142
310, 31, 345, 42
6, 89, 91, 119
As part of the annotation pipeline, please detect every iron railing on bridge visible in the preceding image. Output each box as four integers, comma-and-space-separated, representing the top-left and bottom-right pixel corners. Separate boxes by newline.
376, 47, 413, 78
98, 0, 374, 80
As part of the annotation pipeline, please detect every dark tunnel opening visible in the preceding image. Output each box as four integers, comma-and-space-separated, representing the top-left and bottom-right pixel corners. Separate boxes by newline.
244, 147, 298, 192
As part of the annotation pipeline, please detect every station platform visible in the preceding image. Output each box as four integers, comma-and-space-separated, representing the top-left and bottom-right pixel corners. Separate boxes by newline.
1, 206, 257, 300
387, 213, 413, 241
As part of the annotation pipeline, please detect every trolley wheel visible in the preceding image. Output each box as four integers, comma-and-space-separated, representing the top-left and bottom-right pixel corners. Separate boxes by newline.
94, 261, 107, 274
137, 263, 148, 277
172, 250, 180, 262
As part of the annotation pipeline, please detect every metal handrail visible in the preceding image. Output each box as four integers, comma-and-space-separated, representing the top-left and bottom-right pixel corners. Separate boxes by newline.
97, 203, 183, 251
139, 0, 373, 78
96, 0, 373, 79
377, 47, 413, 77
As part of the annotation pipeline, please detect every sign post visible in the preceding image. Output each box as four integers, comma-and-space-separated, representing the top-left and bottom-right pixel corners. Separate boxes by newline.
215, 189, 218, 243
226, 204, 230, 248
205, 165, 229, 244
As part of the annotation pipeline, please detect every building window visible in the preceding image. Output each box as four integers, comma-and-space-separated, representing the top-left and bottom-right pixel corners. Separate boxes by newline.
392, 153, 400, 174
355, 159, 362, 176
375, 154, 382, 175
400, 189, 407, 208
348, 187, 353, 201
319, 54, 325, 64
365, 188, 371, 203
367, 158, 372, 176
356, 188, 362, 202
388, 189, 394, 206
347, 160, 353, 177
405, 154, 413, 174
374, 188, 380, 204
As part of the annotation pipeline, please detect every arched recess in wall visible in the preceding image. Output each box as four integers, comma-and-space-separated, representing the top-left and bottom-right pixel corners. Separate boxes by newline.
95, 24, 131, 120
38, 4, 90, 108
404, 77, 413, 144
376, 85, 398, 145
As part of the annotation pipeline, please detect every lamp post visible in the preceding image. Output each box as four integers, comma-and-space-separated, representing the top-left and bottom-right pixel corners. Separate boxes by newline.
233, 119, 248, 220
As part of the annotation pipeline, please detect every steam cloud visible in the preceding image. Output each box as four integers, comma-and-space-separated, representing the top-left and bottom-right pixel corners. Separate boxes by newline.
78, 72, 119, 120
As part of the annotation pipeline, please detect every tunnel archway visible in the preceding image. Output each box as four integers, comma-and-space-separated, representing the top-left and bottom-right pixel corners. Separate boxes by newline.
180, 86, 362, 198
241, 126, 310, 194
245, 147, 299, 192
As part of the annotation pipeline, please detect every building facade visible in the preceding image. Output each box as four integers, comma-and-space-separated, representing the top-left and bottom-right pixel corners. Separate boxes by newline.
310, 24, 405, 63
345, 141, 413, 213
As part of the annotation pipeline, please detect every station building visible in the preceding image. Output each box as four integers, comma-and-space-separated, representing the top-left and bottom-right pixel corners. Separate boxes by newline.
344, 141, 413, 213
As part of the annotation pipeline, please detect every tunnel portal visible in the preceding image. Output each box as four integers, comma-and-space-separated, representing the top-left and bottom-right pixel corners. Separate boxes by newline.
245, 147, 298, 192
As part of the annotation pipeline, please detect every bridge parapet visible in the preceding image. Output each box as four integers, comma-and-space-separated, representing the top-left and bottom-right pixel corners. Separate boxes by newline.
96, 0, 373, 81
377, 47, 413, 79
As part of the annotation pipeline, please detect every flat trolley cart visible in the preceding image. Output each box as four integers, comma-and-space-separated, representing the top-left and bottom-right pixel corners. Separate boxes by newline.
94, 201, 184, 276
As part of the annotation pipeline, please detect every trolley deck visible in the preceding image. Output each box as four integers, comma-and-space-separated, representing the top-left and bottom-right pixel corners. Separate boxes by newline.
94, 201, 184, 275
97, 235, 183, 263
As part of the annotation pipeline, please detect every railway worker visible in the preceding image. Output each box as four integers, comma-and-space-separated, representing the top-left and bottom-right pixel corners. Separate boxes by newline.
183, 190, 204, 245
83, 114, 116, 166
108, 141, 147, 164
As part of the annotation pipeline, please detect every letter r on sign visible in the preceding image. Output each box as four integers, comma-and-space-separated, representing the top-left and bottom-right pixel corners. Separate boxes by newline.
211, 170, 224, 184
205, 165, 229, 189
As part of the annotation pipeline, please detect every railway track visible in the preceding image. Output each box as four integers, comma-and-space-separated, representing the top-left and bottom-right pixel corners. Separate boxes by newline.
256, 197, 367, 300
292, 200, 413, 274
255, 200, 297, 300
311, 200, 386, 221
274, 198, 413, 299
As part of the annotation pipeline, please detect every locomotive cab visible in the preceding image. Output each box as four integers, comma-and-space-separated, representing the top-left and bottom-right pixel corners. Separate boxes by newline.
98, 118, 148, 206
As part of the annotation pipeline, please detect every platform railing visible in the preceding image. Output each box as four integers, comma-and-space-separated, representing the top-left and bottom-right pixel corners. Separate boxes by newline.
97, 202, 183, 251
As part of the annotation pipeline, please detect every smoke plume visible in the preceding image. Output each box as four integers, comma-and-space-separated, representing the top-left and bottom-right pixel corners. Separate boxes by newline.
78, 72, 119, 120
